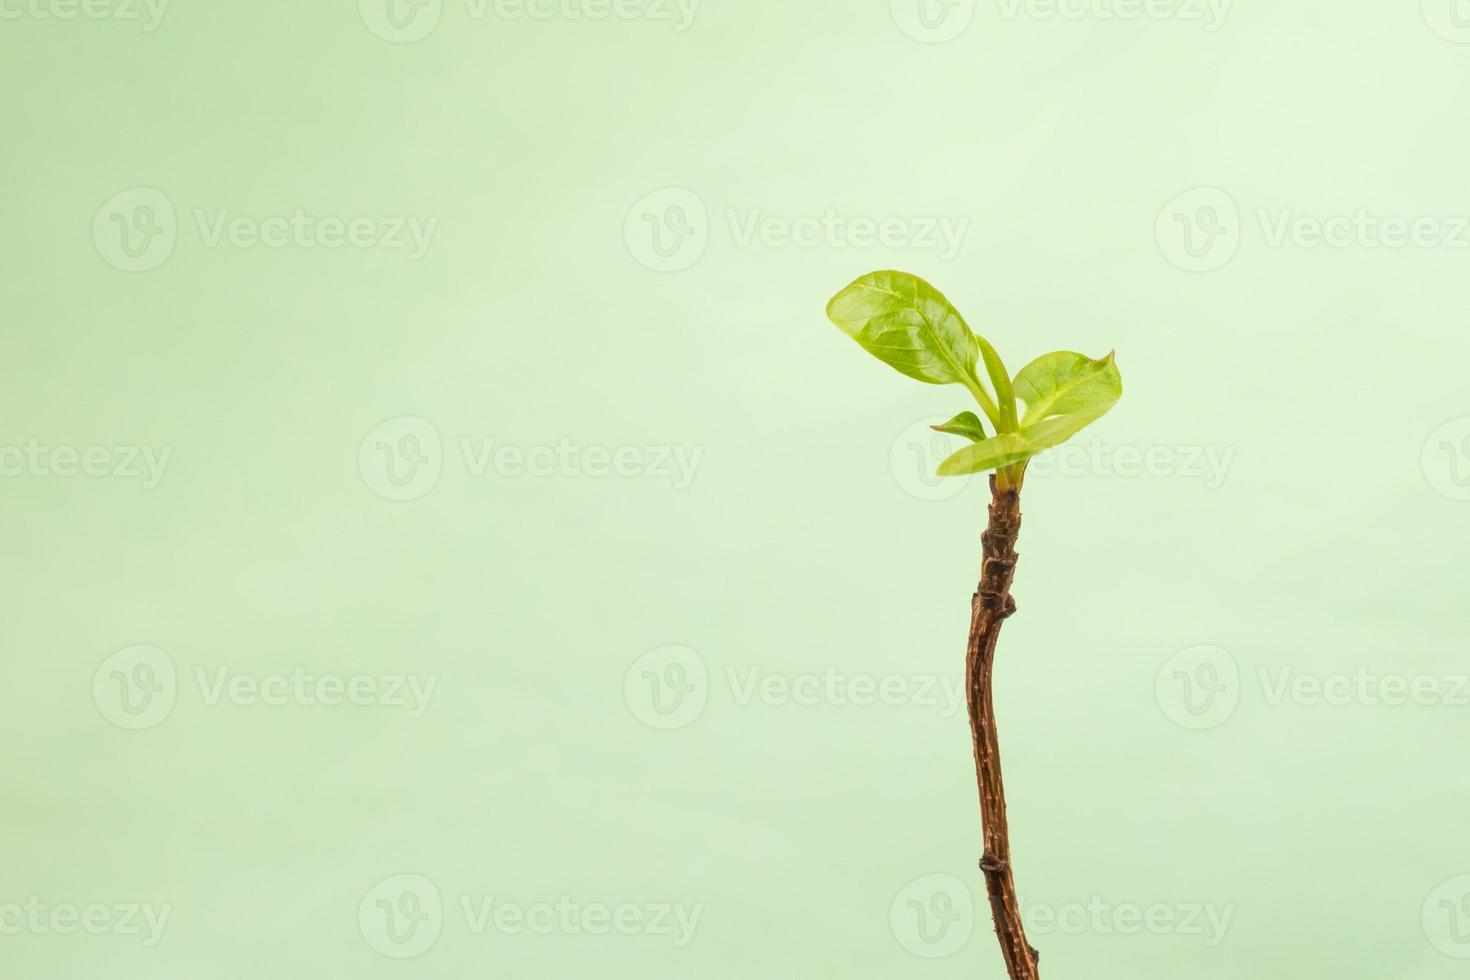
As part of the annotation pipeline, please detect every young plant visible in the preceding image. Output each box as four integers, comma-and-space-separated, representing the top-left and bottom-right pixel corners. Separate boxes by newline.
824, 271, 1122, 980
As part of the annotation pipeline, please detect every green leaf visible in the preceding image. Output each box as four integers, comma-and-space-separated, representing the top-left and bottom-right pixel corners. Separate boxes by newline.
825, 270, 1002, 426
936, 433, 1037, 476
1013, 350, 1122, 426
937, 351, 1123, 477
975, 337, 1018, 433
931, 411, 987, 442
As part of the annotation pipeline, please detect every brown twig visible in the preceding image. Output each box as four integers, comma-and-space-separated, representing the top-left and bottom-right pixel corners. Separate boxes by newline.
966, 474, 1039, 980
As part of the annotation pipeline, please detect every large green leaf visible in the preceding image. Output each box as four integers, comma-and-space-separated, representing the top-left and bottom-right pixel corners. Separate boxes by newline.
938, 350, 1122, 476
825, 271, 1002, 426
1013, 351, 1122, 426
936, 433, 1037, 476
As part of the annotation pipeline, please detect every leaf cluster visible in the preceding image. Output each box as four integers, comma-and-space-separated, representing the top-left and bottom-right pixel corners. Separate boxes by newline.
826, 271, 1122, 485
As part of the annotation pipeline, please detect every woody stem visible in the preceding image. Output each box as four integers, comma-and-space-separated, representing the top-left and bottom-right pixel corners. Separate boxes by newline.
966, 475, 1039, 980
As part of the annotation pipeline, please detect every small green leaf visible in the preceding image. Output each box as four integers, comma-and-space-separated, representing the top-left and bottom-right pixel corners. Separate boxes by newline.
1013, 351, 1122, 426
975, 337, 1018, 433
931, 411, 987, 442
825, 271, 1002, 426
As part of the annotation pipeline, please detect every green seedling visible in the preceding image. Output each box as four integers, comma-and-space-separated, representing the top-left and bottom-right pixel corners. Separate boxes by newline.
825, 270, 1123, 980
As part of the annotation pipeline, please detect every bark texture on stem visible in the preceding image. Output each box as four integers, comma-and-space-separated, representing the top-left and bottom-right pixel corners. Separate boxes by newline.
966, 475, 1039, 980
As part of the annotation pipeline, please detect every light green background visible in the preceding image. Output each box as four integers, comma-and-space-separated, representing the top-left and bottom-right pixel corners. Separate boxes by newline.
3, 1, 1469, 977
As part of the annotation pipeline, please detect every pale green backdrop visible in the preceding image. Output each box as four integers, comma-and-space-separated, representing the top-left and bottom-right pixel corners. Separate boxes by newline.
2, 1, 1468, 977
